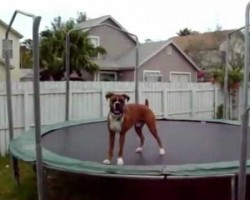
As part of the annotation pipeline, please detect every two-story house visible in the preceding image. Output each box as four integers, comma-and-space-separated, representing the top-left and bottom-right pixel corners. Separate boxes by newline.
75, 15, 200, 83
0, 19, 23, 81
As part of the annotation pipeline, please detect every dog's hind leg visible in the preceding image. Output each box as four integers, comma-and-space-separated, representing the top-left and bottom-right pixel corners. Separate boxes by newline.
145, 120, 165, 155
134, 123, 145, 153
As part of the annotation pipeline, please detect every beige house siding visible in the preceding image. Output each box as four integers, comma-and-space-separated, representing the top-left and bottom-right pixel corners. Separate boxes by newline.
88, 20, 136, 60
0, 24, 21, 81
138, 44, 197, 82
119, 70, 134, 81
96, 44, 198, 82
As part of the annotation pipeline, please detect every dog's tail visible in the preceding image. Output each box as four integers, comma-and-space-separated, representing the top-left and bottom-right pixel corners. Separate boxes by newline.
145, 99, 149, 107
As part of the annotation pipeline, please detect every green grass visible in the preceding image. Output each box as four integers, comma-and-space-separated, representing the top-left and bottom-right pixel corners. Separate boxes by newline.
0, 156, 113, 200
0, 156, 37, 200
0, 156, 98, 200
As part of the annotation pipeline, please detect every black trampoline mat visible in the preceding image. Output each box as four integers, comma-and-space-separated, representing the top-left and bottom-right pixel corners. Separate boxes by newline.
41, 120, 250, 165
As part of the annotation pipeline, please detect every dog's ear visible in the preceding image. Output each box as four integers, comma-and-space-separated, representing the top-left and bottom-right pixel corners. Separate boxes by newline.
122, 94, 130, 102
105, 92, 114, 100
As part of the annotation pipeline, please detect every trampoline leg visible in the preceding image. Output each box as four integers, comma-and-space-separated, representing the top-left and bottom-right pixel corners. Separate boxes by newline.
32, 163, 49, 199
11, 156, 20, 185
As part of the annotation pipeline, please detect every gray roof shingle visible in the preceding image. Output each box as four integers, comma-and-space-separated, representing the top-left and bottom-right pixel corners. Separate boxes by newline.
75, 15, 111, 30
92, 39, 199, 71
116, 40, 170, 68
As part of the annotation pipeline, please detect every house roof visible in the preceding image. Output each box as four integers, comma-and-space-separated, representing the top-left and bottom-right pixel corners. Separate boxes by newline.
170, 30, 234, 53
116, 40, 200, 71
75, 15, 137, 43
0, 19, 23, 38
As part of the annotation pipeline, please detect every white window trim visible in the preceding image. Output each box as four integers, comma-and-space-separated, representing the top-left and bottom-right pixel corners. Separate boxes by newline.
88, 35, 100, 59
169, 71, 192, 82
88, 35, 100, 47
143, 70, 163, 82
2, 39, 13, 59
97, 71, 117, 81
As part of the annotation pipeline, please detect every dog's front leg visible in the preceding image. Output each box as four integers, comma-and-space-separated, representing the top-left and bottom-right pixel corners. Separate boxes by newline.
117, 132, 126, 166
103, 130, 115, 165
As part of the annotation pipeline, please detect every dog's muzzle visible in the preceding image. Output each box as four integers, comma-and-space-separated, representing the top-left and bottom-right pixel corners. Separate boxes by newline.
112, 102, 123, 115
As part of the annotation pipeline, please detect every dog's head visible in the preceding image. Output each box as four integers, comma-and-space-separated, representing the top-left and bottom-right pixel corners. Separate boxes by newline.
105, 92, 130, 116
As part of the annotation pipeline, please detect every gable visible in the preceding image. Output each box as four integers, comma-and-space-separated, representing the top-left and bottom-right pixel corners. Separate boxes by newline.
88, 21, 136, 60
76, 15, 137, 43
139, 44, 198, 82
142, 44, 198, 70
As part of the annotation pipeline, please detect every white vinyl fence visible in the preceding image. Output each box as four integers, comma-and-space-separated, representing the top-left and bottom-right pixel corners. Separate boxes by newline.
0, 81, 223, 156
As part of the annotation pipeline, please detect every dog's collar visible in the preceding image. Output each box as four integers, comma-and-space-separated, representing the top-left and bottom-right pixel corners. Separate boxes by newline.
110, 112, 124, 121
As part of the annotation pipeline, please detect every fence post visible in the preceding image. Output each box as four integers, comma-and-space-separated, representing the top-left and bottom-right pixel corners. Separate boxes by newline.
23, 88, 30, 131
101, 88, 106, 118
238, 87, 242, 121
191, 89, 196, 117
137, 82, 141, 104
162, 89, 168, 118
68, 90, 73, 120
213, 86, 218, 119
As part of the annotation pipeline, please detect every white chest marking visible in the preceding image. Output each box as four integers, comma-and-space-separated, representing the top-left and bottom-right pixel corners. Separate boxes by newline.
109, 114, 124, 133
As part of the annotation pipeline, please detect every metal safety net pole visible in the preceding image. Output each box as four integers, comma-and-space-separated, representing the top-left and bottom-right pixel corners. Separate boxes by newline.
238, 2, 250, 200
32, 16, 45, 200
4, 10, 45, 200
223, 26, 245, 120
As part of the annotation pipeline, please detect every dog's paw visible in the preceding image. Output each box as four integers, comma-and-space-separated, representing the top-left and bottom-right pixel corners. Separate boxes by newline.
117, 157, 124, 166
135, 147, 143, 153
103, 159, 111, 165
159, 148, 165, 156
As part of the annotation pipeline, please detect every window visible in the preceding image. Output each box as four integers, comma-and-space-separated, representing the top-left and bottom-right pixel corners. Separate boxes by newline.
99, 71, 117, 81
88, 36, 100, 58
88, 36, 100, 47
143, 70, 163, 82
2, 39, 13, 59
170, 72, 191, 83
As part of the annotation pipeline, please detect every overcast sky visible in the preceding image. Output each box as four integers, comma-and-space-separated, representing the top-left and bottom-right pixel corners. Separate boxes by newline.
0, 0, 249, 42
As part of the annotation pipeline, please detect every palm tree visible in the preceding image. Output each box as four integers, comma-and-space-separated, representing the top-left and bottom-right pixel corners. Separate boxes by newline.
39, 15, 107, 80
20, 39, 33, 69
177, 28, 199, 36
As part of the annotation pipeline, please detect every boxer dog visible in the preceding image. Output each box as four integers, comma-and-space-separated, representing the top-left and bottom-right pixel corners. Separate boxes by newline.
103, 92, 165, 166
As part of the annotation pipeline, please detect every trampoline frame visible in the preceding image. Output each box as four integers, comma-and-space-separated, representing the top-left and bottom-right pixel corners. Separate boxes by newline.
9, 118, 250, 178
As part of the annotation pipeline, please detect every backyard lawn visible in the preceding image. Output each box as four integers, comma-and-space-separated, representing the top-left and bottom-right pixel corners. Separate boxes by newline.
0, 156, 37, 200
0, 155, 145, 200
0, 156, 101, 200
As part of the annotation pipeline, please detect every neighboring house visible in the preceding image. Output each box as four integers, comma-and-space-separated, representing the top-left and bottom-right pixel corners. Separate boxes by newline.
75, 15, 200, 82
170, 29, 244, 70
0, 19, 23, 81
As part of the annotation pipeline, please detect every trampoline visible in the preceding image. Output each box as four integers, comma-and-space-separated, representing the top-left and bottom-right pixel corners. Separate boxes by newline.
9, 118, 250, 178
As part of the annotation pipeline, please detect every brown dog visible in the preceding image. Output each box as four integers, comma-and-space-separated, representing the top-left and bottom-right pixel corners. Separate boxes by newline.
103, 92, 165, 165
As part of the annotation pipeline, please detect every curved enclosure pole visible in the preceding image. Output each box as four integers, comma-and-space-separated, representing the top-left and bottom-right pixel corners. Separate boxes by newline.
238, 2, 250, 200
223, 26, 245, 120
223, 35, 230, 119
65, 34, 70, 121
5, 10, 36, 185
5, 10, 44, 200
65, 24, 139, 121
32, 16, 45, 200
135, 41, 139, 104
